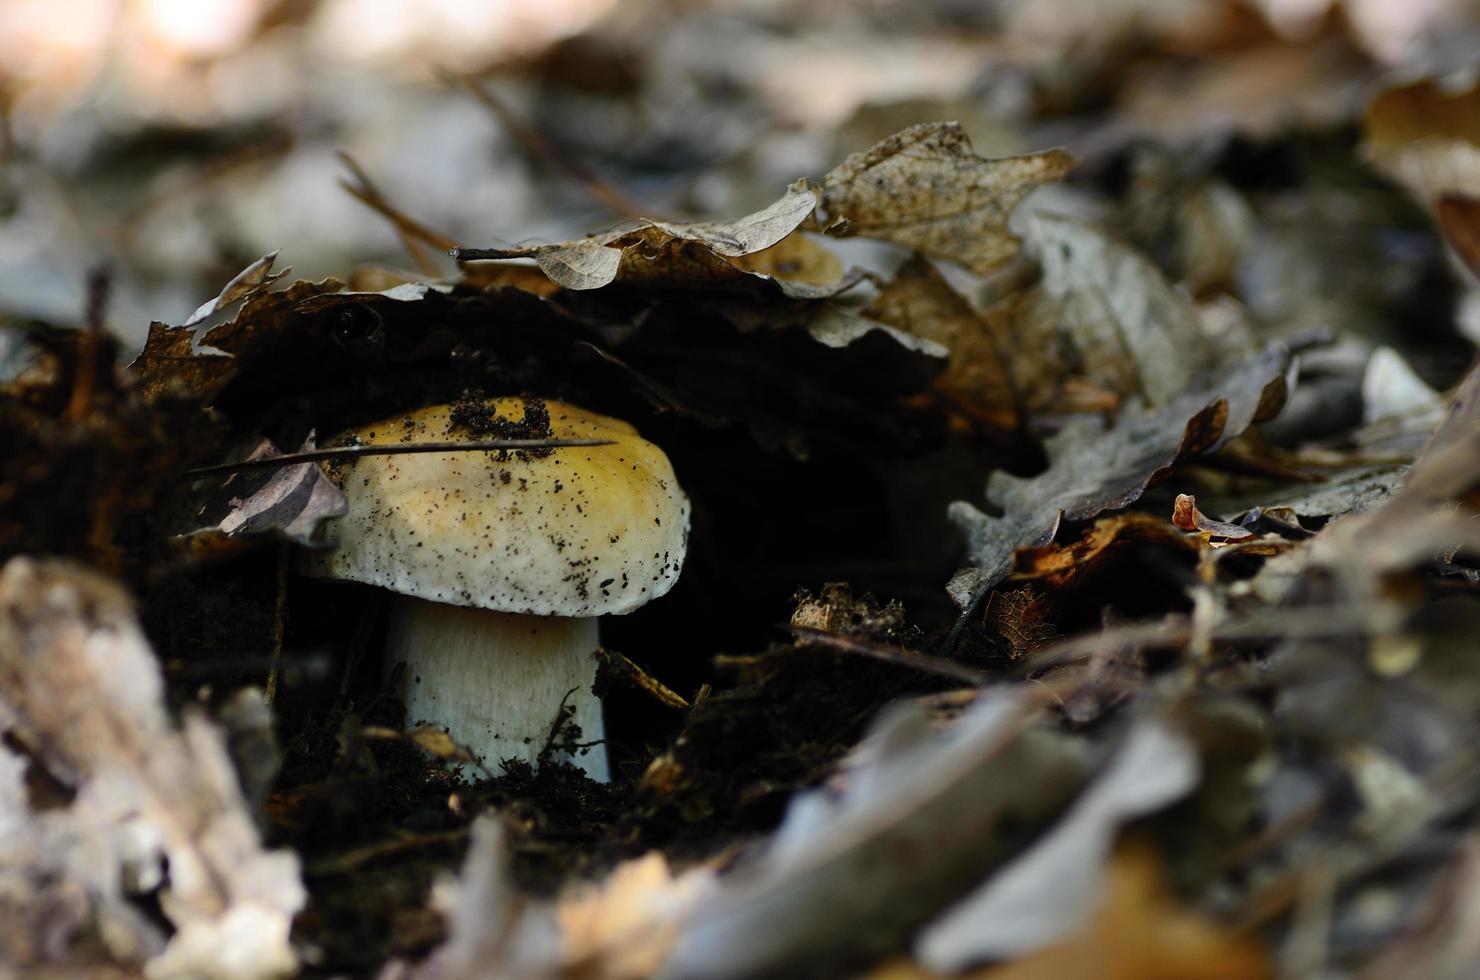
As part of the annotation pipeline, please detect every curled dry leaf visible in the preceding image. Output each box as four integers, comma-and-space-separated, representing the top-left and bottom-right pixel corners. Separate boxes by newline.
455, 181, 823, 292
1014, 512, 1199, 590
819, 123, 1076, 275
1171, 494, 1254, 541
949, 343, 1291, 598
182, 252, 290, 329
0, 558, 303, 979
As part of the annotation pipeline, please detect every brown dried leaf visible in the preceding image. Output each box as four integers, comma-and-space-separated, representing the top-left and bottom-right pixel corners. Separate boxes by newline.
866, 255, 1021, 429
1171, 494, 1254, 540
1014, 513, 1199, 590
1363, 76, 1480, 203
130, 321, 235, 402
459, 181, 822, 292
1436, 192, 1480, 280
819, 123, 1075, 275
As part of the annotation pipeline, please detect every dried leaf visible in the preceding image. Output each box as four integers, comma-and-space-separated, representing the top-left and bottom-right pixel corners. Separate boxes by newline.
0, 558, 303, 979
1015, 512, 1200, 590
1029, 213, 1223, 406
819, 123, 1075, 275
657, 694, 1089, 978
916, 722, 1200, 969
1436, 192, 1480, 280
950, 344, 1291, 596
866, 254, 1021, 428
215, 437, 348, 548
182, 252, 289, 329
1171, 495, 1254, 540
1362, 346, 1442, 424
458, 181, 822, 292
556, 853, 712, 979
1363, 76, 1480, 203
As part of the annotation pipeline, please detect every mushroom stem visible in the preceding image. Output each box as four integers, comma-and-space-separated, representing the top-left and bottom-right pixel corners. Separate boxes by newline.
386, 596, 609, 781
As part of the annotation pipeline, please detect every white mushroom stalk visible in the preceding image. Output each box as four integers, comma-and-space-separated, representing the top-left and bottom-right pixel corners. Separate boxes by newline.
303, 398, 689, 781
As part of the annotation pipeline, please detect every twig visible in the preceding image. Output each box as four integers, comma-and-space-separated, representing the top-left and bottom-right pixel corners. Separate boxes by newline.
264, 545, 289, 705
66, 266, 110, 422
337, 152, 459, 274
445, 71, 646, 220
186, 438, 614, 477
791, 625, 989, 686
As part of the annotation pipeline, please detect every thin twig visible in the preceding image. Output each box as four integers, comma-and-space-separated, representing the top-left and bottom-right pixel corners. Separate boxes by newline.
791, 625, 989, 686
445, 71, 646, 220
186, 438, 614, 478
337, 151, 460, 274
264, 545, 289, 705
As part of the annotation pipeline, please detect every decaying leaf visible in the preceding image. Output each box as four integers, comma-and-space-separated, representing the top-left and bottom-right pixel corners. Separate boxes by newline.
1171, 494, 1254, 541
915, 722, 1200, 970
865, 254, 1021, 428
214, 436, 348, 548
1013, 512, 1199, 590
819, 123, 1076, 275
1028, 213, 1223, 407
182, 252, 290, 329
949, 343, 1291, 597
454, 181, 824, 292
1364, 76, 1480, 204
657, 694, 1088, 978
0, 558, 304, 979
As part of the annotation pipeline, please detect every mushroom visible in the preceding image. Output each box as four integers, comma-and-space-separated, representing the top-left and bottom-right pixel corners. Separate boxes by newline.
302, 397, 689, 781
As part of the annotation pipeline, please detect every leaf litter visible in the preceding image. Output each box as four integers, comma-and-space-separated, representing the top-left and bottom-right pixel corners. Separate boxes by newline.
5, 8, 1480, 980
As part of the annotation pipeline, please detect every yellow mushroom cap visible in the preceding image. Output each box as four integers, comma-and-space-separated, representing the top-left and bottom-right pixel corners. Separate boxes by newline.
302, 398, 689, 616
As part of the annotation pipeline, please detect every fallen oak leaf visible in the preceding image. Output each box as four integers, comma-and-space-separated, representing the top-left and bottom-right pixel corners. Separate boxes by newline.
1029, 212, 1222, 407
949, 343, 1292, 597
818, 122, 1076, 275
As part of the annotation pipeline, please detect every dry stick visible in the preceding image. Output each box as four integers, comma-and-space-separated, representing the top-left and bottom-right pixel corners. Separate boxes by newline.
446, 71, 646, 221
185, 438, 614, 478
66, 267, 110, 422
337, 152, 460, 275
264, 545, 289, 706
791, 625, 989, 686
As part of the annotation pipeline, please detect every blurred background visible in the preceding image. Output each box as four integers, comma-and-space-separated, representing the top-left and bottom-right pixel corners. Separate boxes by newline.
3, 0, 1479, 350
